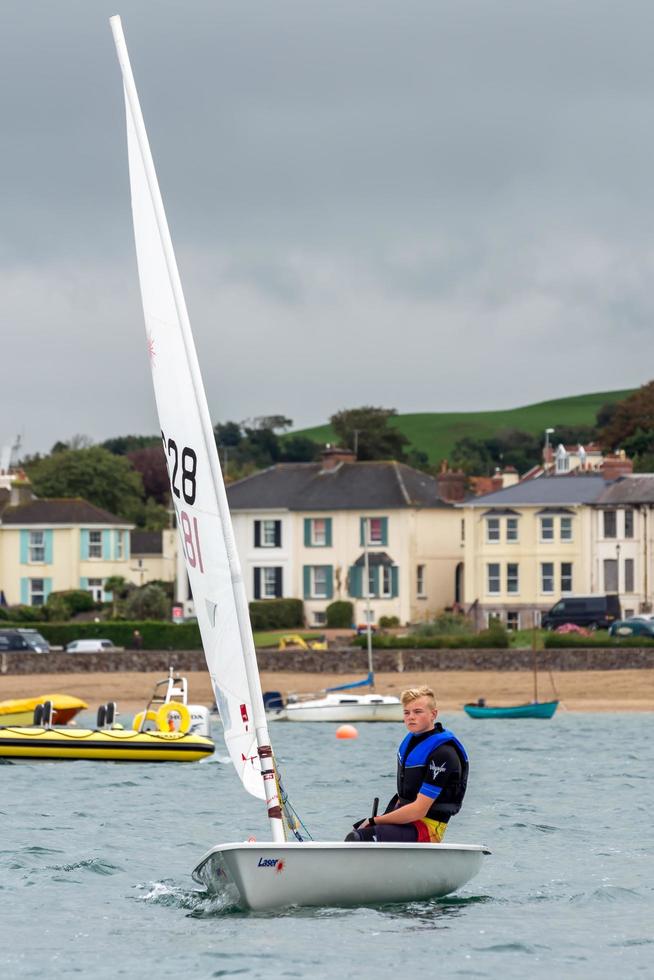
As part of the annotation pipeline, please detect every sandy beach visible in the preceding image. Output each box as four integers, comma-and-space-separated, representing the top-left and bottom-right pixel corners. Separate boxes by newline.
1, 669, 653, 713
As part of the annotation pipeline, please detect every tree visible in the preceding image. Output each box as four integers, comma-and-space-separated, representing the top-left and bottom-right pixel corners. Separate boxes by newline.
25, 446, 144, 521
123, 583, 170, 620
127, 446, 170, 504
450, 437, 495, 475
329, 406, 410, 461
279, 435, 321, 462
102, 434, 161, 455
103, 576, 130, 619
599, 381, 654, 449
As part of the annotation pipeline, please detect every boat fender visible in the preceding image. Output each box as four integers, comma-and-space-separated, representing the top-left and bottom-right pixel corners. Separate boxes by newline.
33, 703, 44, 726
105, 702, 117, 726
133, 709, 159, 732
156, 701, 191, 734
42, 700, 54, 728
97, 704, 107, 729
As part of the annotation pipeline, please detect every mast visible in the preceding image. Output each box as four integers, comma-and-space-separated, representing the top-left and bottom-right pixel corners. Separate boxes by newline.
110, 16, 284, 842
363, 518, 375, 689
532, 628, 539, 704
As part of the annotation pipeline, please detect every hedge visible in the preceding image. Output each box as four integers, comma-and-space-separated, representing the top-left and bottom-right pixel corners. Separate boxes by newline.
354, 630, 509, 650
1, 620, 202, 650
544, 632, 654, 648
248, 598, 304, 631
326, 601, 354, 628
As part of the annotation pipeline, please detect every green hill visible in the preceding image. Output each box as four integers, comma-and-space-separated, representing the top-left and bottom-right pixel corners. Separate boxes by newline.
292, 389, 636, 465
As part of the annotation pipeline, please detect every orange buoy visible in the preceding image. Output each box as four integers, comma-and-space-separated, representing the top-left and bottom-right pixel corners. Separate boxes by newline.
336, 724, 359, 739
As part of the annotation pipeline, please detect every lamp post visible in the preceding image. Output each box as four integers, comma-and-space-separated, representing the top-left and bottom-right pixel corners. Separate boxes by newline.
616, 542, 621, 596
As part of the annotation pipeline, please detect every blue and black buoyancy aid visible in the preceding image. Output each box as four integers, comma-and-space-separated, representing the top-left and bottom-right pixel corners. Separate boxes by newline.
396, 725, 469, 820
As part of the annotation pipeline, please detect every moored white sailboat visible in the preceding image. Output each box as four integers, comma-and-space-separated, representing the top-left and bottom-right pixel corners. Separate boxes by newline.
110, 16, 488, 910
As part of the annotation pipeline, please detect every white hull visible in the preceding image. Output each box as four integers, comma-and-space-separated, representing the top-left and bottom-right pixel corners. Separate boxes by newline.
269, 694, 404, 723
192, 841, 489, 910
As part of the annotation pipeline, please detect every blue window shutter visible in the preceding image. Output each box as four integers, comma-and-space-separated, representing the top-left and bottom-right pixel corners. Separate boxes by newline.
81, 530, 89, 560
303, 566, 312, 599
253, 568, 261, 600
124, 531, 130, 560
44, 578, 53, 601
102, 530, 111, 560
254, 521, 261, 547
391, 566, 399, 598
274, 521, 282, 548
325, 518, 332, 547
20, 578, 29, 604
360, 517, 366, 546
304, 519, 312, 547
274, 567, 283, 598
325, 565, 333, 600
348, 565, 362, 598
80, 577, 88, 591
20, 530, 29, 564
380, 518, 388, 546
44, 530, 53, 564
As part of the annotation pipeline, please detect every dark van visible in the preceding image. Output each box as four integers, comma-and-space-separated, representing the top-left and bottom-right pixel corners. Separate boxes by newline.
0, 630, 32, 651
541, 595, 621, 631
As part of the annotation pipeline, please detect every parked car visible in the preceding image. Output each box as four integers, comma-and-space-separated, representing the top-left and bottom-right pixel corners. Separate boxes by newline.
16, 628, 50, 653
609, 619, 654, 638
0, 630, 32, 651
65, 639, 116, 653
541, 595, 621, 631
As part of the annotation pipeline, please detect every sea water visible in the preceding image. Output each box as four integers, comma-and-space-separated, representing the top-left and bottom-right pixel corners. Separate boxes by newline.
1, 711, 652, 978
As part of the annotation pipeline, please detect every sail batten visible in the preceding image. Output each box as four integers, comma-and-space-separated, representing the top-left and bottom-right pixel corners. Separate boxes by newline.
111, 18, 282, 822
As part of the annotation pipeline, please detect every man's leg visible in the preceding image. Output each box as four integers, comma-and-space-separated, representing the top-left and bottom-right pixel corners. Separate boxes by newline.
345, 823, 419, 843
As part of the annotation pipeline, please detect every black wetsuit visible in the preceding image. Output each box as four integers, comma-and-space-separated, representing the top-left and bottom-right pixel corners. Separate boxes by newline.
346, 724, 467, 843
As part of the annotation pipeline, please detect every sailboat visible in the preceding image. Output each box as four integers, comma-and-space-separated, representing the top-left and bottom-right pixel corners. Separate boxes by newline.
110, 15, 488, 910
463, 639, 559, 719
267, 520, 403, 722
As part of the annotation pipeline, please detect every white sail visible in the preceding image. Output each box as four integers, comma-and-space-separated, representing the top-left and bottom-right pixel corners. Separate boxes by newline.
111, 19, 263, 799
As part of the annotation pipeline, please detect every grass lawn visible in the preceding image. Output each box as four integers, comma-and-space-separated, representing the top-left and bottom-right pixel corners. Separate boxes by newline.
289, 388, 635, 465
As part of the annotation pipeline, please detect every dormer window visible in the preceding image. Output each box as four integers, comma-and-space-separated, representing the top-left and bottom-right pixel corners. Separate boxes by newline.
555, 445, 569, 473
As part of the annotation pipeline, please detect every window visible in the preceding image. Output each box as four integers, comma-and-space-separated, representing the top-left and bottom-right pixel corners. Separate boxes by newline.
255, 520, 281, 548
541, 562, 554, 594
624, 510, 634, 539
312, 566, 329, 599
87, 578, 104, 602
368, 518, 383, 545
366, 566, 376, 598
560, 517, 572, 541
381, 566, 392, 598
254, 567, 282, 599
311, 518, 327, 546
561, 562, 573, 593
115, 533, 124, 559
486, 517, 500, 542
487, 563, 500, 595
506, 518, 519, 542
30, 579, 45, 606
603, 511, 617, 539
540, 517, 554, 542
89, 530, 102, 559
625, 558, 634, 593
506, 611, 520, 631
507, 563, 519, 594
29, 531, 45, 563
603, 559, 618, 593
416, 564, 426, 597
313, 611, 327, 626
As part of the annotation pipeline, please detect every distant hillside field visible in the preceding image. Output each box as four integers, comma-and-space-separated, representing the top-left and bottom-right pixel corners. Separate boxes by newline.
292, 389, 636, 465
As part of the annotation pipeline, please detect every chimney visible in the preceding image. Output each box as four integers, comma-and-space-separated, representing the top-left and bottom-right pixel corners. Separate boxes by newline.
501, 466, 519, 488
437, 469, 467, 503
600, 450, 633, 480
320, 445, 357, 471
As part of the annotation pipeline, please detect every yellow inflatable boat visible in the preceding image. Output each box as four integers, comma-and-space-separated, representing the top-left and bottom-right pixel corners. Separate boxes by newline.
0, 694, 88, 727
0, 725, 215, 762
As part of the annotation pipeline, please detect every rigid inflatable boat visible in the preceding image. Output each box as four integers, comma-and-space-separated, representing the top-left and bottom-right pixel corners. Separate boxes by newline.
0, 724, 215, 762
0, 694, 88, 726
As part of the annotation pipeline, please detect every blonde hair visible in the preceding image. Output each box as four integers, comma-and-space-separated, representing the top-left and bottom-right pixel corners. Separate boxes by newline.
401, 686, 437, 709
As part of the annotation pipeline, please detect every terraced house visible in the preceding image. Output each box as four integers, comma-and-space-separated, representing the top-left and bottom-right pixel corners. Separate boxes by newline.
212, 448, 465, 627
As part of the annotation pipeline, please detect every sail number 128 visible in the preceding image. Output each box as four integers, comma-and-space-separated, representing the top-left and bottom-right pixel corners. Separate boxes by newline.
161, 430, 204, 574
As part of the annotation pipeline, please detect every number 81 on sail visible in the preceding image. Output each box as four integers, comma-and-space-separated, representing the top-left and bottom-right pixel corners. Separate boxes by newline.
161, 430, 204, 573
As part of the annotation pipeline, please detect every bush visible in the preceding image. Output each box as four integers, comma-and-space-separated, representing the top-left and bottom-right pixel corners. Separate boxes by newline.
123, 584, 170, 620
0, 606, 9, 620
5, 604, 46, 622
544, 632, 654, 648
412, 613, 474, 637
326, 601, 354, 628
353, 630, 509, 649
378, 615, 400, 628
45, 589, 96, 621
248, 598, 304, 631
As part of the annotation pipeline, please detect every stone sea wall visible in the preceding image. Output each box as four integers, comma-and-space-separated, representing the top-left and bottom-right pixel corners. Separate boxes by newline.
1, 647, 653, 675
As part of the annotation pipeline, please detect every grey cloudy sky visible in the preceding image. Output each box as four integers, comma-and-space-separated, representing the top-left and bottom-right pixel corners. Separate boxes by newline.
3, 0, 654, 456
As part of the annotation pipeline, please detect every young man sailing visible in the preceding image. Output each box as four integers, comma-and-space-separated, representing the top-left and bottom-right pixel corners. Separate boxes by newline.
346, 687, 468, 843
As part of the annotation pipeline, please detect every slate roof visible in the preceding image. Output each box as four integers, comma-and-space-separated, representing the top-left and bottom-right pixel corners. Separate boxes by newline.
131, 530, 163, 554
1, 498, 130, 526
596, 475, 654, 505
464, 474, 608, 508
226, 462, 448, 511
